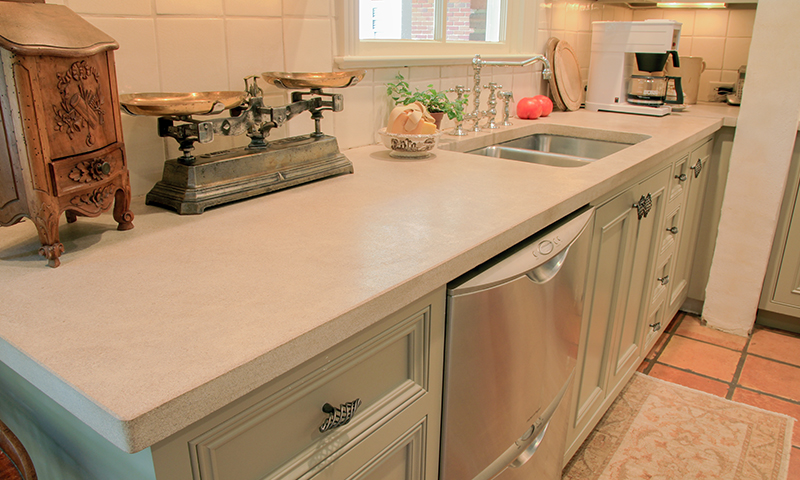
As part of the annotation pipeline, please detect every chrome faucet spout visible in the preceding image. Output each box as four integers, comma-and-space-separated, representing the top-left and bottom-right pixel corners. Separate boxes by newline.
474, 54, 552, 79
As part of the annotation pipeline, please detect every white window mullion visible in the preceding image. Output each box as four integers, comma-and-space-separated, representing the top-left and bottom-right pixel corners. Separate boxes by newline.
435, 0, 446, 42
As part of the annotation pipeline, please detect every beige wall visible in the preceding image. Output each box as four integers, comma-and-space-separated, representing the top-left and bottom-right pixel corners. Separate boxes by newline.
43, 0, 755, 200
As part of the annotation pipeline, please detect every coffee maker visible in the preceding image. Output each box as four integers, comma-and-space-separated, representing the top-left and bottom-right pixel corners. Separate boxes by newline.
586, 20, 682, 116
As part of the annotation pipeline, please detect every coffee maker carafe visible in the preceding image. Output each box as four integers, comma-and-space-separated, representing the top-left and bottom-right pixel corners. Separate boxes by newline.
586, 20, 682, 116
627, 51, 681, 106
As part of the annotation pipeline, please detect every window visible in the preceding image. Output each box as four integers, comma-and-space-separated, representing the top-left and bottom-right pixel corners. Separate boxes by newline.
338, 0, 537, 67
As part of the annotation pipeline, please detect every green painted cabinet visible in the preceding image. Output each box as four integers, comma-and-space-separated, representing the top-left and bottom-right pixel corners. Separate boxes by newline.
565, 135, 714, 461
565, 163, 671, 460
761, 134, 800, 322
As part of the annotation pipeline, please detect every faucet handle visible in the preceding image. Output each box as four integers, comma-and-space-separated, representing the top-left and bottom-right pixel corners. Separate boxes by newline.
449, 85, 471, 96
484, 82, 502, 93
499, 91, 514, 126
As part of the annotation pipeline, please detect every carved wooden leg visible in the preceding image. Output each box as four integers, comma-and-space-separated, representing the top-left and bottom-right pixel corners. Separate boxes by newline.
113, 188, 134, 231
33, 202, 64, 268
65, 211, 78, 223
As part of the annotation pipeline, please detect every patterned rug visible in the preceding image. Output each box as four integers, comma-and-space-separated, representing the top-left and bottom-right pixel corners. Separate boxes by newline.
563, 373, 794, 480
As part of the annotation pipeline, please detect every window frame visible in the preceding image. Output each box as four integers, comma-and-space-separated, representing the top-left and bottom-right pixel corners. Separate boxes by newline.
336, 0, 539, 69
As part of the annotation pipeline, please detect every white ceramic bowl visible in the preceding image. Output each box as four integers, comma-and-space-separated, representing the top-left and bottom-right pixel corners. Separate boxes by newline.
378, 128, 441, 158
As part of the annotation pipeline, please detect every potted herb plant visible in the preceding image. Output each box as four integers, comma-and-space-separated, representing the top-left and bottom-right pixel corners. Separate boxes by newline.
386, 73, 468, 128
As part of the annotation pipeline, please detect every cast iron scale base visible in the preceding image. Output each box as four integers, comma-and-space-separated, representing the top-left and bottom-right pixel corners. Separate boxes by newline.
146, 134, 351, 214
121, 71, 364, 214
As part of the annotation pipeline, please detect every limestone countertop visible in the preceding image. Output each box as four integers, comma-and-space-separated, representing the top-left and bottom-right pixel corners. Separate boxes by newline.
0, 108, 728, 453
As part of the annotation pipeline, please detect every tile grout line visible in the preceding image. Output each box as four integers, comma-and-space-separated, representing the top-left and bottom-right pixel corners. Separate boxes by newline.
726, 329, 753, 400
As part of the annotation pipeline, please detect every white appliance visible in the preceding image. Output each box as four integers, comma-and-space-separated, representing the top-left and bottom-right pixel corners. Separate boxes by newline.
586, 20, 682, 116
440, 207, 594, 480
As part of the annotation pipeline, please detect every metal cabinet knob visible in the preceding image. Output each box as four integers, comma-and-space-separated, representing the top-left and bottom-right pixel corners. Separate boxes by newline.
319, 398, 361, 433
92, 160, 111, 176
657, 275, 670, 286
666, 226, 679, 234
675, 173, 687, 182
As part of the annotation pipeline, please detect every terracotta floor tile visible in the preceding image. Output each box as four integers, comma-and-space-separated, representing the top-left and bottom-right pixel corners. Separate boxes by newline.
649, 363, 729, 397
789, 447, 800, 480
732, 388, 800, 447
656, 335, 742, 382
645, 333, 669, 361
674, 316, 748, 351
739, 356, 800, 403
749, 328, 800, 367
665, 312, 684, 333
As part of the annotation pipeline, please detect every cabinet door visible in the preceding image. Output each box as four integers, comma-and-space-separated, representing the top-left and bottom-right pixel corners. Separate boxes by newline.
669, 139, 713, 314
773, 178, 800, 309
567, 188, 638, 453
566, 166, 671, 459
607, 166, 670, 391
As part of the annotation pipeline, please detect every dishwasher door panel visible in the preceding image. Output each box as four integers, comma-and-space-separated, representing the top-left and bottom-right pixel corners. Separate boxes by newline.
441, 209, 593, 480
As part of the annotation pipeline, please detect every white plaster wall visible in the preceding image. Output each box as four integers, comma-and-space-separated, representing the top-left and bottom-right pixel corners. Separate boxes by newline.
703, 1, 800, 336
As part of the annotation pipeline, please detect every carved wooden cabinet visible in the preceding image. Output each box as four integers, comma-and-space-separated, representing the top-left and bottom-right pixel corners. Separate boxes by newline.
0, 2, 133, 267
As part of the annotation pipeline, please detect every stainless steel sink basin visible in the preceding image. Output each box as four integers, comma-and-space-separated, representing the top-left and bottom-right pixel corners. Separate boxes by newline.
469, 146, 592, 167
467, 133, 638, 168
501, 134, 633, 159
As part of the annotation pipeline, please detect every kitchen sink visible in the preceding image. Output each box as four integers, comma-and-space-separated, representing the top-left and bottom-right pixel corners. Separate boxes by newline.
469, 146, 592, 167
467, 133, 640, 168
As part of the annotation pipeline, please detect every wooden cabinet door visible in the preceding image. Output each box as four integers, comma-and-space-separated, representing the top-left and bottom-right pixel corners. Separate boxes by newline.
607, 166, 670, 392
669, 139, 713, 314
566, 186, 638, 454
773, 178, 800, 309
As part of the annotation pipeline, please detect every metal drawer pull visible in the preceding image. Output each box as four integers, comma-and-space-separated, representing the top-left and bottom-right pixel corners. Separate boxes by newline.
650, 321, 662, 332
658, 275, 670, 285
675, 173, 687, 182
319, 399, 362, 433
633, 193, 652, 220
666, 226, 679, 234
690, 159, 703, 178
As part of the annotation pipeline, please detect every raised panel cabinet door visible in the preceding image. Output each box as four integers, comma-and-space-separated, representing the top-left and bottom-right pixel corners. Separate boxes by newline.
607, 165, 670, 395
773, 177, 800, 309
669, 139, 713, 314
566, 188, 637, 456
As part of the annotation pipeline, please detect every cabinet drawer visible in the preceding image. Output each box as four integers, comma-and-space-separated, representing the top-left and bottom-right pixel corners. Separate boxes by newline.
50, 144, 125, 196
669, 153, 690, 203
186, 304, 434, 480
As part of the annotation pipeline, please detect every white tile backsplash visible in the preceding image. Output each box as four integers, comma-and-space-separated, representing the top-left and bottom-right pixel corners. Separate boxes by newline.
82, 17, 160, 93
727, 9, 756, 37
693, 9, 729, 37
155, 18, 229, 91
723, 37, 751, 71
282, 17, 333, 72
155, 0, 224, 15
282, 0, 329, 17
333, 84, 374, 149
224, 18, 285, 88
70, 0, 151, 15
690, 36, 726, 70
224, 0, 281, 16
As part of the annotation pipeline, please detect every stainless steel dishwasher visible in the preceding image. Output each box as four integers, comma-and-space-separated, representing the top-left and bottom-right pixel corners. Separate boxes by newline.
440, 206, 594, 480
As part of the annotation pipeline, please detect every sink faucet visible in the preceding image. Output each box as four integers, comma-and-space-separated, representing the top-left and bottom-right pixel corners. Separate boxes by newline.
469, 54, 552, 132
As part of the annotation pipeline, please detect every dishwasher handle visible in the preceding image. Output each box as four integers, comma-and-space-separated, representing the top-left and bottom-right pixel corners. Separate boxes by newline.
449, 207, 594, 296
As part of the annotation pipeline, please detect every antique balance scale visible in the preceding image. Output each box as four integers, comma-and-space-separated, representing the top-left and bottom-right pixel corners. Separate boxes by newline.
120, 71, 364, 214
